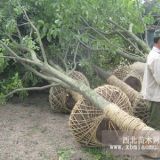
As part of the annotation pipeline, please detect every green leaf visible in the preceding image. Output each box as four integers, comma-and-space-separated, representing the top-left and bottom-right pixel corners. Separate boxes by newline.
5, 19, 16, 33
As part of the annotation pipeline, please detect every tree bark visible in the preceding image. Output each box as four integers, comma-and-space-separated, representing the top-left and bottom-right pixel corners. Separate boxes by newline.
117, 50, 146, 62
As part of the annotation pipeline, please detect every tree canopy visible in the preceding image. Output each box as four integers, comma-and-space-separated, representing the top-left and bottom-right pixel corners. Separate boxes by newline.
0, 0, 159, 101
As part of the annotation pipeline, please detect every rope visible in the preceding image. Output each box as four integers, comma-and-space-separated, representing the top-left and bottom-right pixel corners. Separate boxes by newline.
69, 84, 132, 146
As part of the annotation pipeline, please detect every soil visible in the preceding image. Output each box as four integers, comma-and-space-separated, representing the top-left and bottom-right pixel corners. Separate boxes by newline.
0, 92, 154, 160
0, 92, 79, 160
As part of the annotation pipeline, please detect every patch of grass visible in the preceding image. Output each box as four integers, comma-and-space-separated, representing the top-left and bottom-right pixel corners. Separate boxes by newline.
57, 147, 118, 160
83, 147, 117, 160
57, 148, 75, 160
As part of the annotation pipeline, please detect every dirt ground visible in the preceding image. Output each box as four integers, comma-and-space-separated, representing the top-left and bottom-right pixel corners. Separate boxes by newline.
0, 92, 81, 160
0, 92, 155, 160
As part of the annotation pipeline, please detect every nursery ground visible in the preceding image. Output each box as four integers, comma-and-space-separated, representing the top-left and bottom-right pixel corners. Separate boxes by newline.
0, 92, 153, 160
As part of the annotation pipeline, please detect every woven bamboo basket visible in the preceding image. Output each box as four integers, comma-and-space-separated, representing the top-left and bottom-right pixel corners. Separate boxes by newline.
49, 71, 90, 113
113, 63, 144, 92
69, 85, 132, 147
107, 75, 151, 124
132, 97, 151, 125
113, 65, 141, 91
113, 65, 131, 80
69, 71, 90, 86
123, 70, 143, 92
130, 62, 145, 78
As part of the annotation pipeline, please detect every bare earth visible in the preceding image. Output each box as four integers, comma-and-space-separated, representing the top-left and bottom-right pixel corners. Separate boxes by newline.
0, 92, 152, 160
0, 92, 79, 160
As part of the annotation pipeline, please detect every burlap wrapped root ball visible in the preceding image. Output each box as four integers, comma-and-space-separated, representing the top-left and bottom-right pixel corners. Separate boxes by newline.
69, 85, 132, 147
49, 71, 90, 113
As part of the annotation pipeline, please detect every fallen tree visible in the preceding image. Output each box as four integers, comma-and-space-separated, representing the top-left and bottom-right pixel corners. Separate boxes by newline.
0, 9, 154, 134
94, 65, 150, 124
69, 84, 133, 146
0, 0, 155, 97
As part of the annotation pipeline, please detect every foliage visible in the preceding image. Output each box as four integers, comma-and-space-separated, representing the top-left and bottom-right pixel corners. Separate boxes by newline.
58, 149, 75, 160
57, 148, 117, 160
84, 148, 117, 160
0, 72, 28, 103
0, 0, 158, 99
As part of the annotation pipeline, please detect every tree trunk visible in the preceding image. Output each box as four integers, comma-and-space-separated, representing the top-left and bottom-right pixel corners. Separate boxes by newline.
0, 19, 154, 135
38, 64, 154, 131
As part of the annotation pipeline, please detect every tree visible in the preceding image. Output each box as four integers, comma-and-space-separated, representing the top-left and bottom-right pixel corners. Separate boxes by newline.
0, 0, 158, 100
0, 0, 156, 85
0, 8, 154, 134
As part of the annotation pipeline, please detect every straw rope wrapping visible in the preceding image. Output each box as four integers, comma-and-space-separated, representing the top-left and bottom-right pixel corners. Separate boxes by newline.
49, 71, 90, 113
69, 85, 132, 147
107, 75, 151, 124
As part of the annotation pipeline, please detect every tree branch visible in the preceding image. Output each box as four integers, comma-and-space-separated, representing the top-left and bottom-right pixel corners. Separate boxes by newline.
77, 37, 146, 62
7, 35, 41, 62
48, 59, 64, 71
5, 83, 58, 98
23, 9, 48, 64
1, 42, 154, 132
80, 16, 111, 43
80, 17, 147, 61
136, 0, 149, 46
0, 41, 68, 88
23, 63, 60, 83
0, 55, 16, 60
15, 22, 22, 43
117, 31, 145, 57
117, 49, 146, 62
129, 23, 133, 33
17, 22, 30, 27
22, 63, 71, 90
77, 37, 108, 51
69, 42, 79, 74
0, 41, 41, 65
106, 19, 151, 53
63, 42, 70, 72
93, 65, 112, 80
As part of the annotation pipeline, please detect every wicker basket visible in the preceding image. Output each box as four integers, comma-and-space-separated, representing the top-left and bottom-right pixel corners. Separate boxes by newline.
113, 65, 131, 80
69, 85, 132, 147
49, 71, 90, 113
107, 75, 151, 124
133, 97, 151, 125
123, 70, 143, 92
113, 62, 145, 92
69, 71, 90, 86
